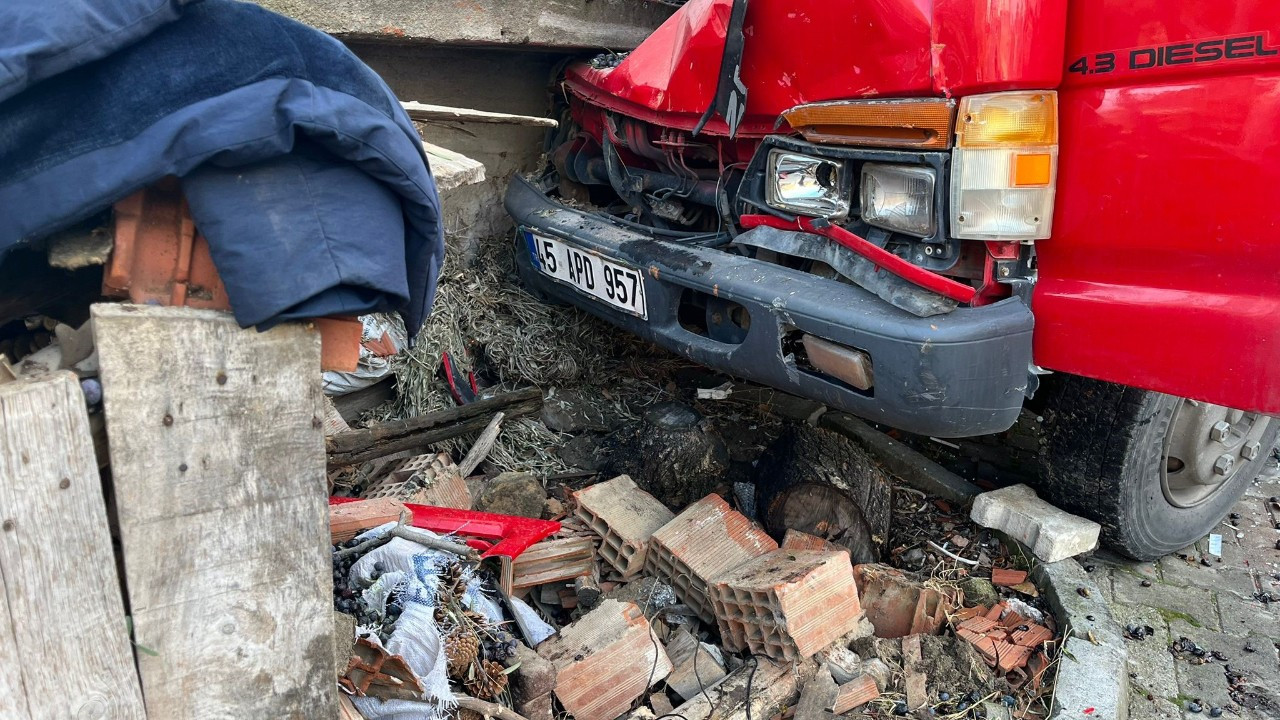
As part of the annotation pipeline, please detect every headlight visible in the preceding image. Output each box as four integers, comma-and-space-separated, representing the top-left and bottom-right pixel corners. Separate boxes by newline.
860, 163, 936, 237
950, 91, 1058, 241
766, 150, 850, 219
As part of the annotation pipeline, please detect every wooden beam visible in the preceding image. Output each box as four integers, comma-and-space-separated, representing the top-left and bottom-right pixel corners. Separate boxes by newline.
93, 304, 335, 719
402, 100, 559, 128
0, 372, 145, 720
326, 387, 542, 468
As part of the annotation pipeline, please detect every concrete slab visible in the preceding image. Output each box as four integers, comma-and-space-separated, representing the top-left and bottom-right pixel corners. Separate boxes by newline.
253, 0, 674, 49
1113, 580, 1222, 632
1050, 636, 1128, 720
971, 484, 1100, 562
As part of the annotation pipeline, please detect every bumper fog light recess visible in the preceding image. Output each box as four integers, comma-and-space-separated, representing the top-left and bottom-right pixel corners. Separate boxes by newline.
801, 334, 874, 391
860, 163, 936, 237
951, 91, 1058, 241
766, 150, 850, 219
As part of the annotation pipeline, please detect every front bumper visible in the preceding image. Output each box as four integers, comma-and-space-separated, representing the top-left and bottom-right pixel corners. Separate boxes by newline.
506, 176, 1035, 437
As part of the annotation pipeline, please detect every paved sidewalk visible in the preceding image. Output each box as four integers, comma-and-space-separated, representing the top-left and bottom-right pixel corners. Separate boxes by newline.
1084, 469, 1280, 720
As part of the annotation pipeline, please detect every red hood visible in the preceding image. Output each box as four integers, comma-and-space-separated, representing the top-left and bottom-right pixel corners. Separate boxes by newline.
566, 0, 1067, 136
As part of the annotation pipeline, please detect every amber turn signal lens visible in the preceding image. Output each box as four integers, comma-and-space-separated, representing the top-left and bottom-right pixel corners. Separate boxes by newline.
955, 92, 1058, 148
781, 98, 956, 150
1012, 152, 1053, 186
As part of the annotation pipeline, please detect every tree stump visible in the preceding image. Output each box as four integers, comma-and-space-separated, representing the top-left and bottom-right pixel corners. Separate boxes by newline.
754, 425, 893, 564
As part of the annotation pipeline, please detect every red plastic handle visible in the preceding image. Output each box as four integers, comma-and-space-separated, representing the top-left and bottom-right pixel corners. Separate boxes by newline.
329, 497, 560, 560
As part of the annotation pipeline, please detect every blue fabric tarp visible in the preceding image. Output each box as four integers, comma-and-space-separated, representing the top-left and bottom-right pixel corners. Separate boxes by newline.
0, 0, 444, 334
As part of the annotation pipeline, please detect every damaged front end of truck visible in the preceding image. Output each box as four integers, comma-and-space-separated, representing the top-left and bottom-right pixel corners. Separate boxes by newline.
507, 0, 1069, 437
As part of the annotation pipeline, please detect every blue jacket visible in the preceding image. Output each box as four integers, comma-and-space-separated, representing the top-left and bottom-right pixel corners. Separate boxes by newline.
0, 0, 444, 333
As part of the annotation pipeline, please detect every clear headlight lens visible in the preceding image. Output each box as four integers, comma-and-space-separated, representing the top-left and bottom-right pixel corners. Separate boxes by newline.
860, 163, 936, 237
951, 91, 1058, 241
766, 150, 850, 219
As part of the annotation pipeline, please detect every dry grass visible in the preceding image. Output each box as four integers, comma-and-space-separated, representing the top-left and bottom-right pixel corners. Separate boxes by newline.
372, 229, 688, 474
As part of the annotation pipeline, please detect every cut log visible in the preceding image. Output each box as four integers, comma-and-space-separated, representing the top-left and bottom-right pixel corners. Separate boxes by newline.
326, 387, 542, 468
0, 372, 146, 720
402, 100, 559, 128
93, 304, 335, 719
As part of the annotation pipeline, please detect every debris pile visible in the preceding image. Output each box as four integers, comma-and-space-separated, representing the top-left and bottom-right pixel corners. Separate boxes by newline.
326, 433, 1068, 720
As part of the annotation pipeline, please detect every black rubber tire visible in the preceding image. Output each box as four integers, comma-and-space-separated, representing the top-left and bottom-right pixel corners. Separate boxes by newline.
1033, 374, 1279, 561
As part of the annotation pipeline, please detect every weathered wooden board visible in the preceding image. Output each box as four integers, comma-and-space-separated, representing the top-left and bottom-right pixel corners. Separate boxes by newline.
0, 372, 146, 719
93, 304, 335, 719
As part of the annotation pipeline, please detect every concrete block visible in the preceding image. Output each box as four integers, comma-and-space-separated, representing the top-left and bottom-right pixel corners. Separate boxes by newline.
574, 476, 674, 577
510, 537, 596, 589
537, 599, 671, 720
645, 493, 778, 624
665, 657, 806, 720
510, 642, 556, 720
253, 0, 674, 51
831, 674, 880, 714
971, 484, 1100, 562
819, 646, 862, 685
710, 549, 862, 660
1049, 637, 1128, 720
664, 629, 727, 702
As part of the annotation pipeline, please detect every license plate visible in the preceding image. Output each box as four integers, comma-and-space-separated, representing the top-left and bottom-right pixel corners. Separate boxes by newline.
526, 232, 647, 319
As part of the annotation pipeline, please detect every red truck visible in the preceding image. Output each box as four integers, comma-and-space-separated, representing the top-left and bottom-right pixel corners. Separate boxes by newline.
506, 0, 1280, 560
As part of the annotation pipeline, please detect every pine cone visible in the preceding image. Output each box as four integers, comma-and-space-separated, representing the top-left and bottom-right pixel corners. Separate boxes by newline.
464, 660, 509, 700
444, 630, 480, 679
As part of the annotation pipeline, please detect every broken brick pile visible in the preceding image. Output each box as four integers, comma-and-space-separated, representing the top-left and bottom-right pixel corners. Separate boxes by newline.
953, 602, 1054, 674
331, 470, 1064, 720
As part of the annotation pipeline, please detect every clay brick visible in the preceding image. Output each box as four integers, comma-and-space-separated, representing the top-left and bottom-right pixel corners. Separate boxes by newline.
645, 493, 778, 624
952, 605, 986, 622
854, 564, 954, 638
510, 537, 597, 589
991, 567, 1029, 587
1011, 625, 1054, 648
831, 674, 879, 714
365, 452, 458, 500
538, 599, 672, 720
329, 498, 406, 543
957, 616, 1000, 635
781, 528, 844, 554
710, 549, 861, 660
574, 476, 674, 578
405, 463, 472, 510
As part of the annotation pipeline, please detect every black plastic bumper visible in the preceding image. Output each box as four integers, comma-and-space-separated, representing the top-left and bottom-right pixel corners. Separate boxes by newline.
505, 176, 1035, 437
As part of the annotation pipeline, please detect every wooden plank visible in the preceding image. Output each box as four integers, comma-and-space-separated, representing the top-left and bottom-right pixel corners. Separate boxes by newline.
0, 372, 146, 720
402, 100, 559, 128
92, 304, 335, 719
326, 387, 542, 468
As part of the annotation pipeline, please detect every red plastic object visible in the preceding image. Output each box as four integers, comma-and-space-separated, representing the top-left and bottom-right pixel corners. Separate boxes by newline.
328, 497, 559, 560
739, 214, 978, 303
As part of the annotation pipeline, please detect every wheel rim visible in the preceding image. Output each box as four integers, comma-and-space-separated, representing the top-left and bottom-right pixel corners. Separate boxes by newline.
1161, 399, 1268, 508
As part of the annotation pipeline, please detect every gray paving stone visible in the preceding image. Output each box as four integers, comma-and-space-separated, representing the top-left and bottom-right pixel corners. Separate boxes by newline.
1159, 554, 1258, 599
1127, 694, 1181, 720
1113, 580, 1222, 632
1217, 595, 1280, 641
1085, 549, 1160, 581
1172, 657, 1234, 713
1113, 605, 1178, 701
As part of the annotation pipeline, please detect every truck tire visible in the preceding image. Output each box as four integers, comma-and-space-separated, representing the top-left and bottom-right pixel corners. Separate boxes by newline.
1035, 375, 1278, 561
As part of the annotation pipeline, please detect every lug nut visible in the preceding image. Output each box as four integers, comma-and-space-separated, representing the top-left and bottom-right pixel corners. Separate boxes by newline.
1213, 454, 1235, 476
1210, 421, 1232, 443
1241, 441, 1261, 461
